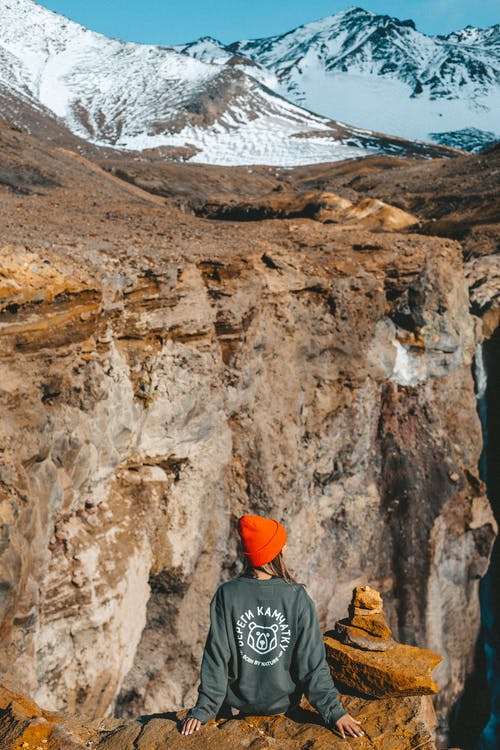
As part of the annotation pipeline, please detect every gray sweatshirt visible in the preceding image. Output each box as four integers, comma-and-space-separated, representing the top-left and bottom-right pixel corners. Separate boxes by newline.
187, 575, 347, 727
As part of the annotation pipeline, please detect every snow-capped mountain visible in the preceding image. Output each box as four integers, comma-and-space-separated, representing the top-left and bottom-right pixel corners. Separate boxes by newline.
0, 0, 457, 165
185, 7, 500, 151
173, 36, 278, 90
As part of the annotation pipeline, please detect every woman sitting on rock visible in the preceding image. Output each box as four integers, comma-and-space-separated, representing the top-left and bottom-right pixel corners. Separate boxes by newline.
182, 514, 364, 740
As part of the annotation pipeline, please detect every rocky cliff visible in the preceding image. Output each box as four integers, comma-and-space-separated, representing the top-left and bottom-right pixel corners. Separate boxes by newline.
0, 121, 497, 747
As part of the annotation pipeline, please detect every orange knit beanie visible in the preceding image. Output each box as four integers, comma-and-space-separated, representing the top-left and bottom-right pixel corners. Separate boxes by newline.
238, 514, 287, 566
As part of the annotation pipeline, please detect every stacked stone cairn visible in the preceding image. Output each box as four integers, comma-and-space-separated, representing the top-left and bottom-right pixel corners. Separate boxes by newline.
325, 585, 442, 698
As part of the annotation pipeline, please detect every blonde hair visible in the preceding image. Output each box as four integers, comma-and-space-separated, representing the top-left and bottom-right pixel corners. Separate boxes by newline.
243, 550, 298, 584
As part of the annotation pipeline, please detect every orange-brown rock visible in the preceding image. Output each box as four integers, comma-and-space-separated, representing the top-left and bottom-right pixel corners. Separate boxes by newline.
334, 621, 395, 651
0, 683, 439, 750
349, 614, 393, 640
0, 684, 88, 749
334, 586, 394, 649
352, 586, 384, 611
326, 636, 442, 698
329, 586, 440, 690
196, 190, 419, 230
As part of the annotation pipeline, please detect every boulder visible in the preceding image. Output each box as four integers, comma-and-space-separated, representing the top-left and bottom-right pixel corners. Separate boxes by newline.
326, 637, 442, 698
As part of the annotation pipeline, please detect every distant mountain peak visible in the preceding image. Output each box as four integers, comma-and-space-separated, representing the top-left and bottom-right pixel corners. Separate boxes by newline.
188, 35, 223, 45
221, 7, 499, 151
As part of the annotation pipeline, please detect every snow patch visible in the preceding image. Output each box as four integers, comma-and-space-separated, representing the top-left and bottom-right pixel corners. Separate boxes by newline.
474, 343, 487, 400
391, 340, 427, 386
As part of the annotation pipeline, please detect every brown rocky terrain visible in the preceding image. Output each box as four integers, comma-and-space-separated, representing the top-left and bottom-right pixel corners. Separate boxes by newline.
0, 118, 498, 749
97, 144, 500, 258
0, 681, 439, 750
0, 586, 442, 749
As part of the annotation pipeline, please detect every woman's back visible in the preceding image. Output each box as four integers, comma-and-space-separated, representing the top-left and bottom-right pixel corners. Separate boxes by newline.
182, 515, 363, 740
219, 575, 304, 713
191, 574, 346, 723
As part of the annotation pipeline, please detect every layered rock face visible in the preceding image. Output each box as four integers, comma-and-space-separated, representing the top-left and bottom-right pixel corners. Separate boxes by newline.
0, 124, 496, 747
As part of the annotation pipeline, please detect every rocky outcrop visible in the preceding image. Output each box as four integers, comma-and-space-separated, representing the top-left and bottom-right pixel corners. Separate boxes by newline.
0, 681, 439, 750
195, 191, 419, 230
327, 586, 441, 697
465, 254, 500, 339
0, 588, 441, 749
1, 580, 442, 750
0, 126, 496, 747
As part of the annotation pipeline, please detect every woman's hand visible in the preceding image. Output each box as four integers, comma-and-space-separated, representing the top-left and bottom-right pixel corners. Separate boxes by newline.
335, 713, 364, 739
181, 717, 201, 735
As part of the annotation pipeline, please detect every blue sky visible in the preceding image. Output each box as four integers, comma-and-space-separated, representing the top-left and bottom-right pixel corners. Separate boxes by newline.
38, 1, 499, 45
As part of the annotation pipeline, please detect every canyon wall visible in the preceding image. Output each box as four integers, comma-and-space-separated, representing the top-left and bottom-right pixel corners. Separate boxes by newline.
0, 215, 495, 746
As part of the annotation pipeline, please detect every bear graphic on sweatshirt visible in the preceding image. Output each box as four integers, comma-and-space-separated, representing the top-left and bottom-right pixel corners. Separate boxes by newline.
246, 622, 279, 655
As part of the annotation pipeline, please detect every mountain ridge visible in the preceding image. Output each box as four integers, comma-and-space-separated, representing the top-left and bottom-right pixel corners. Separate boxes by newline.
0, 0, 428, 164
0, 0, 492, 162
180, 6, 500, 151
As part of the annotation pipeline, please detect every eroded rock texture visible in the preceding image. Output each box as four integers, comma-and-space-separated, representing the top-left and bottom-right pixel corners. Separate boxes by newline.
0, 682, 439, 750
0, 123, 497, 747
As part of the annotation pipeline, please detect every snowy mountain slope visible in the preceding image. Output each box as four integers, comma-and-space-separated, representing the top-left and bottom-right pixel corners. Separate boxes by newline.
0, 0, 458, 165
173, 36, 278, 90
0, 0, 371, 164
0, 0, 223, 143
191, 7, 499, 150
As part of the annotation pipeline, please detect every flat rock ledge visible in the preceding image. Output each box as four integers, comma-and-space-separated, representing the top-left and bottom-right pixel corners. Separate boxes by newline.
325, 638, 441, 698
0, 683, 438, 750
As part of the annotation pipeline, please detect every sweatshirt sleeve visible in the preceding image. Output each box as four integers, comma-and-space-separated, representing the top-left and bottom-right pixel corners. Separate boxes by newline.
294, 588, 347, 727
187, 588, 230, 723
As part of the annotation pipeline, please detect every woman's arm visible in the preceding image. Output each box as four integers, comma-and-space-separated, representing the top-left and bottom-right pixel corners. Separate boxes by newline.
183, 589, 230, 731
295, 589, 363, 737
